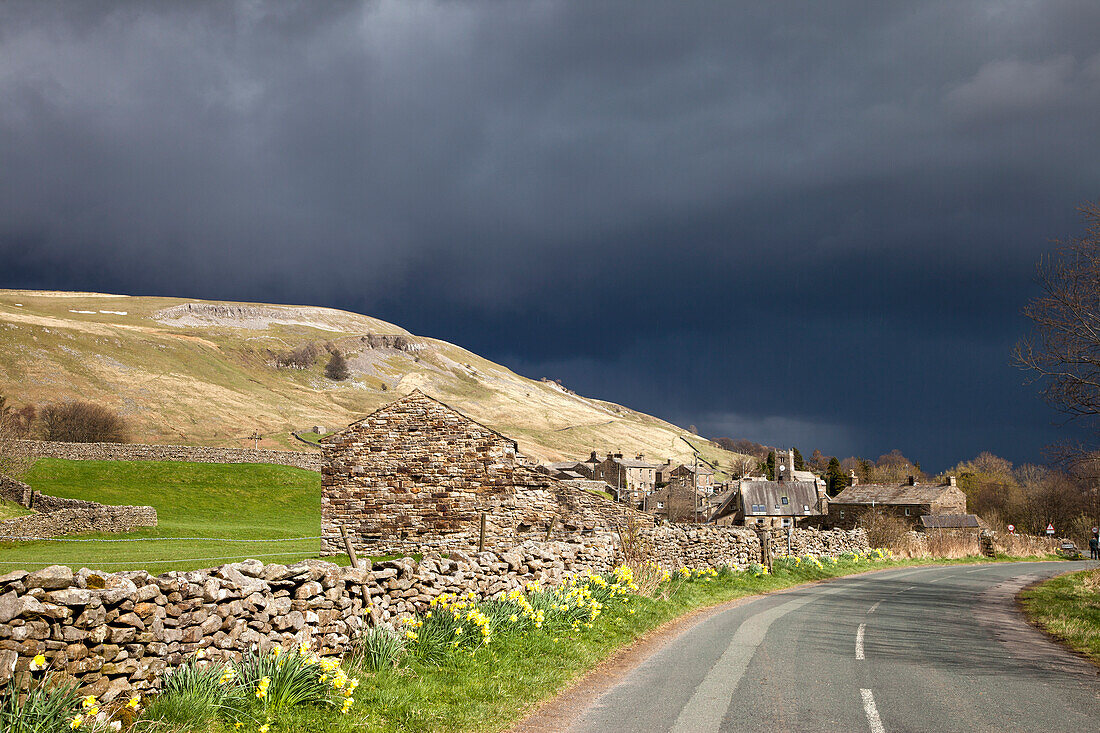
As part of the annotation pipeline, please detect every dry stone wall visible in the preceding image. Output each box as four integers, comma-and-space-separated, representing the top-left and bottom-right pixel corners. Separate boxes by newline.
8, 440, 321, 472
0, 473, 157, 540
0, 538, 615, 699
646, 526, 870, 569
0, 527, 867, 699
0, 506, 158, 540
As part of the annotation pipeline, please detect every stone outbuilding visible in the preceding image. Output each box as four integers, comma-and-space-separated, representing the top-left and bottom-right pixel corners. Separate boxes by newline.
320, 391, 649, 556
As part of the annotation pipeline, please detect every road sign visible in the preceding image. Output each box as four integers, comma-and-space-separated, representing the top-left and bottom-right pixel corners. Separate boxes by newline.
1046, 523, 1055, 535
1007, 524, 1015, 533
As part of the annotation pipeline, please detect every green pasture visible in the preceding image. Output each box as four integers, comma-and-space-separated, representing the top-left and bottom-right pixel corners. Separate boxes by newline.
0, 458, 322, 574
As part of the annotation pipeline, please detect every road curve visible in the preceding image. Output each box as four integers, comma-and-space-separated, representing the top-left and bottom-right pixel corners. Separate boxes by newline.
568, 562, 1098, 733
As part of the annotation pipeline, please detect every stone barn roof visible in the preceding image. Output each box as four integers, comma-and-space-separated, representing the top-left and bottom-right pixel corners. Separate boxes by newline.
831, 482, 959, 506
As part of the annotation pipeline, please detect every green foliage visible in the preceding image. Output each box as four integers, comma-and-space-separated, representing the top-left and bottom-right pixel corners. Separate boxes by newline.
765, 451, 776, 481
792, 447, 805, 471
349, 626, 407, 672
234, 644, 355, 714
826, 456, 847, 496
0, 674, 80, 733
143, 654, 244, 730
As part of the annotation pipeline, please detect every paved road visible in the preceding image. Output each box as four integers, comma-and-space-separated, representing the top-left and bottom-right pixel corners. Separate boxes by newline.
570, 562, 1100, 733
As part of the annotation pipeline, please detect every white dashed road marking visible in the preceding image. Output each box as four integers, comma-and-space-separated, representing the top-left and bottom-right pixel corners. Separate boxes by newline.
867, 600, 882, 614
860, 689, 886, 733
856, 623, 866, 660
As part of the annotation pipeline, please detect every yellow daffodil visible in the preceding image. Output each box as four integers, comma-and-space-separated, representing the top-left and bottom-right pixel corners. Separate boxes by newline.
30, 654, 47, 671
126, 696, 141, 710
70, 715, 83, 729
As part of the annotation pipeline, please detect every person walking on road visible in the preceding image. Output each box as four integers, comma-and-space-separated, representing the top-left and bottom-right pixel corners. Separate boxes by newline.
1090, 533, 1099, 560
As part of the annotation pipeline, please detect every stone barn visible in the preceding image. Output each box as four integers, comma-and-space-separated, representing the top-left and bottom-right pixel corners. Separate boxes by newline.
320, 390, 649, 556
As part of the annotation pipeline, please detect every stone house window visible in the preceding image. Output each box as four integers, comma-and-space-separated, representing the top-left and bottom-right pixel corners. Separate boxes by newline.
781, 517, 792, 527
657, 501, 664, 509
781, 496, 789, 505
904, 508, 911, 516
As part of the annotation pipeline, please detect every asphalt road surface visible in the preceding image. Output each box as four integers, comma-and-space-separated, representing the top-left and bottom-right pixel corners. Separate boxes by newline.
570, 562, 1099, 733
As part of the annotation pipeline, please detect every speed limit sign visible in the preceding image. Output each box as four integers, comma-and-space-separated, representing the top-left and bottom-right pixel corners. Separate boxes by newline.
1007, 524, 1015, 533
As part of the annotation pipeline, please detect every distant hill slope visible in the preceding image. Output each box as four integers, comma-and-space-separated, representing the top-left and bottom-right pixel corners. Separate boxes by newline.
0, 289, 748, 476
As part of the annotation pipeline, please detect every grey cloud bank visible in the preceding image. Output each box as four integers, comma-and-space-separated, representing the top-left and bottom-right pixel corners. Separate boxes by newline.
2, 1, 1100, 468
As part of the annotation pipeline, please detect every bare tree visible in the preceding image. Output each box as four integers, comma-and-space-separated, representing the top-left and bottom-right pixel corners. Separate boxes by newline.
40, 400, 130, 443
1016, 201, 1100, 428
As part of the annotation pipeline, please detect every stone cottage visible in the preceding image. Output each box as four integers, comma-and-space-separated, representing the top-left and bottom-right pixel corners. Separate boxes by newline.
827, 476, 968, 529
591, 453, 660, 507
320, 391, 649, 556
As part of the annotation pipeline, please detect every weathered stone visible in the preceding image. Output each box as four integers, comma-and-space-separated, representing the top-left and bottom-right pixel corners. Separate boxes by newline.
24, 565, 73, 591
44, 588, 93, 606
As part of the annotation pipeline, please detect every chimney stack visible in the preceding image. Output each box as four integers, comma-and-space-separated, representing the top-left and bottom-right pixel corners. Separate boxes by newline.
848, 469, 858, 486
787, 449, 796, 475
947, 475, 957, 487
907, 475, 916, 486
590, 451, 598, 462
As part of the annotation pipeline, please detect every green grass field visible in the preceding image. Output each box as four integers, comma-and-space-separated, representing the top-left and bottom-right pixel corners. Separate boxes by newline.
0, 458, 322, 574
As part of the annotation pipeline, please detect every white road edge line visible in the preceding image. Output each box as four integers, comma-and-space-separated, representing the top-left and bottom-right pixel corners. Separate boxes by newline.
867, 600, 882, 614
856, 623, 866, 660
860, 688, 886, 733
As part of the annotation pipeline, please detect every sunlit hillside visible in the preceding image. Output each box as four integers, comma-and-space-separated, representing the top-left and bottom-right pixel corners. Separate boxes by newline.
0, 289, 747, 475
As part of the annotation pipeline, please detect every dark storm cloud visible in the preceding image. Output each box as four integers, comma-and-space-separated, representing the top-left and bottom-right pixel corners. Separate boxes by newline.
3, 1, 1100, 468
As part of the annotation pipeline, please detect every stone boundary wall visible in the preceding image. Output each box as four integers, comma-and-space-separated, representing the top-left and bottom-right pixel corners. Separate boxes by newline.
0, 472, 157, 540
7, 440, 321, 472
0, 527, 870, 699
646, 525, 870, 569
0, 506, 159, 540
0, 473, 33, 506
0, 538, 615, 698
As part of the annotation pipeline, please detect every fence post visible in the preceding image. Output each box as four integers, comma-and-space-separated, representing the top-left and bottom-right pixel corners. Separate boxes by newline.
340, 525, 374, 624
478, 512, 487, 553
544, 516, 557, 541
340, 525, 360, 568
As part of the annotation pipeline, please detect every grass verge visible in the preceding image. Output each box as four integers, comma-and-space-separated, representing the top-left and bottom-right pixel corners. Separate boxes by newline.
210, 554, 1055, 733
1019, 566, 1100, 664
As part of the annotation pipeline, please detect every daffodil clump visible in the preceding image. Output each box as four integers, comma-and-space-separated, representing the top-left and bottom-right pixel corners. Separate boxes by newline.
1, 654, 135, 732
232, 642, 359, 716
748, 563, 770, 577
402, 564, 643, 663
674, 566, 721, 583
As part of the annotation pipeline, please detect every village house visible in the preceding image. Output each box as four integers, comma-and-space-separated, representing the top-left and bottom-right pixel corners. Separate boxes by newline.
827, 475, 968, 529
319, 390, 649, 556
591, 453, 660, 507
643, 478, 707, 523
669, 462, 715, 492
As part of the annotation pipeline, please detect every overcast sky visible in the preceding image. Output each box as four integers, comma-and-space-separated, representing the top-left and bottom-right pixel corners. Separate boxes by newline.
3, 1, 1099, 469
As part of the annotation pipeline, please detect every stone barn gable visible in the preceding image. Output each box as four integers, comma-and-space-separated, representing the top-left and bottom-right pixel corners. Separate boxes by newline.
320, 390, 648, 555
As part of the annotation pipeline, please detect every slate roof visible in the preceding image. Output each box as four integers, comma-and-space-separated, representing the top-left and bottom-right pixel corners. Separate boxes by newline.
919, 514, 980, 529
831, 482, 958, 506
710, 479, 822, 520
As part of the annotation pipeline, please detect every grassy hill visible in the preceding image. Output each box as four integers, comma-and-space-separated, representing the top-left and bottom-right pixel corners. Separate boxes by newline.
0, 289, 748, 474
